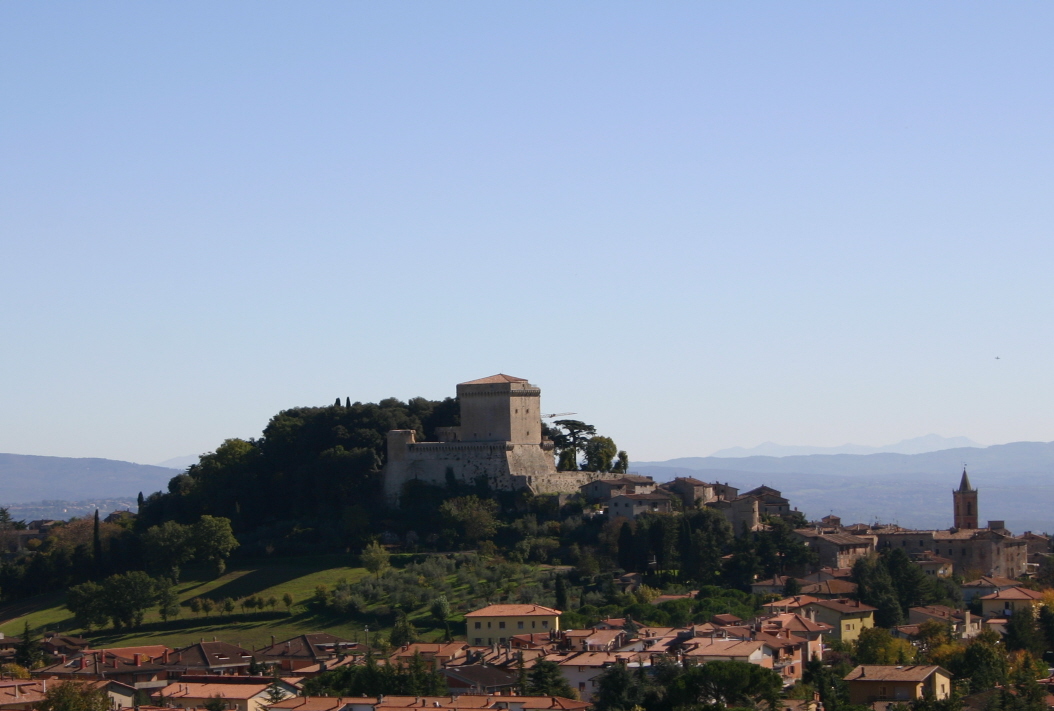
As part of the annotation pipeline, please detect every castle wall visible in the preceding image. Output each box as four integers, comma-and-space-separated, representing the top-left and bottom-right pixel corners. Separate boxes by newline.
383, 375, 609, 504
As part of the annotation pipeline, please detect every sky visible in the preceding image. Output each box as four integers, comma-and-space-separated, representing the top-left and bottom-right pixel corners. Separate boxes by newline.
2, 3, 1053, 466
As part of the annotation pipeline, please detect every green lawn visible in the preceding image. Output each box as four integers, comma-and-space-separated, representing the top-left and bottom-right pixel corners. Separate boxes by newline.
0, 555, 387, 651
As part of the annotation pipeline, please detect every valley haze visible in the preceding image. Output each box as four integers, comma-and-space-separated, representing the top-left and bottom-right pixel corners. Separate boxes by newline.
1, 439, 1051, 533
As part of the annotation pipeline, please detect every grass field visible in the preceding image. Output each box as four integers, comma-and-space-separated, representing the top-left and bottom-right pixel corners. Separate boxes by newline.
0, 554, 411, 651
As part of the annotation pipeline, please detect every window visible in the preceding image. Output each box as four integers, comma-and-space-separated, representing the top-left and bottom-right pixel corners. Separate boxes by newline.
475, 638, 483, 645
518, 621, 524, 629
475, 622, 481, 629
542, 621, 549, 628
499, 621, 505, 629
488, 622, 492, 629
532, 621, 536, 629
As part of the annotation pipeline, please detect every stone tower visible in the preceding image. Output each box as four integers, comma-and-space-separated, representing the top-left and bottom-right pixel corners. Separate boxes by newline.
953, 468, 978, 529
456, 374, 541, 444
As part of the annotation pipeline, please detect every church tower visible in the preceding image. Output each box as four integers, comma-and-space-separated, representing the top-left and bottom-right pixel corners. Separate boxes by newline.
953, 468, 978, 529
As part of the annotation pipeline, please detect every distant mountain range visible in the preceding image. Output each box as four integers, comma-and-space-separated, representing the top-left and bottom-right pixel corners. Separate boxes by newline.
632, 441, 1054, 534
0, 453, 179, 505
710, 434, 982, 458
4, 441, 1053, 533
156, 454, 199, 470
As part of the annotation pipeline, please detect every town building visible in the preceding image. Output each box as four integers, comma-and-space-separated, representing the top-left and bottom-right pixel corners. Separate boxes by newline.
800, 599, 876, 643
978, 586, 1045, 618
271, 695, 591, 711
844, 665, 952, 705
960, 576, 1019, 603
606, 493, 674, 519
660, 478, 713, 508
439, 666, 518, 695
465, 605, 561, 646
793, 530, 874, 569
907, 606, 981, 639
580, 476, 655, 503
255, 634, 361, 672
153, 681, 297, 711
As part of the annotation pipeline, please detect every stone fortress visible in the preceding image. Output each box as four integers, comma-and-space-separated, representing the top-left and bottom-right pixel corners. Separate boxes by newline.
382, 374, 609, 501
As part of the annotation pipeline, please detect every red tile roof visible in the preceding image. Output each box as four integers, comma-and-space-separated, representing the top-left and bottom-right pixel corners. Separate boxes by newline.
459, 374, 528, 385
844, 665, 948, 682
466, 604, 561, 617
979, 587, 1044, 601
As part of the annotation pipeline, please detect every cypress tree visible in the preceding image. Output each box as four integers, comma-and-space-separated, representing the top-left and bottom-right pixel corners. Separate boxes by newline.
334, 397, 342, 407
618, 522, 635, 571
345, 397, 351, 408
554, 575, 568, 611
137, 491, 144, 509
15, 620, 41, 669
92, 509, 103, 577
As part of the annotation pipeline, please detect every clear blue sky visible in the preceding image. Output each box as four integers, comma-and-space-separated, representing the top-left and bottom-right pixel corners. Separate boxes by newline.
2, 3, 1052, 465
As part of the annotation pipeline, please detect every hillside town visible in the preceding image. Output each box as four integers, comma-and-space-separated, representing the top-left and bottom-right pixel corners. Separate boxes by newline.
0, 376, 1051, 711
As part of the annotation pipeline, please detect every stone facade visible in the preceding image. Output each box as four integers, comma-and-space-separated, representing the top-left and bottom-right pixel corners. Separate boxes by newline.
383, 375, 606, 502
873, 527, 1027, 578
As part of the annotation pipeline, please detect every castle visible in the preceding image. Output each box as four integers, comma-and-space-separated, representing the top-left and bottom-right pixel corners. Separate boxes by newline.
382, 374, 608, 502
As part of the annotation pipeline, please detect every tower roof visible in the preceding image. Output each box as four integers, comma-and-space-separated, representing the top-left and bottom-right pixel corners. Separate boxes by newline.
459, 374, 528, 385
957, 468, 975, 493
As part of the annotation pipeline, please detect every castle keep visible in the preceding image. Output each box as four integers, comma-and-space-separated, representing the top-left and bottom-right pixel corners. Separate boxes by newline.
383, 374, 606, 501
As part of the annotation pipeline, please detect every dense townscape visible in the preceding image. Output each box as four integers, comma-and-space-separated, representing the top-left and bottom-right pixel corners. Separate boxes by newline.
0, 377, 1051, 711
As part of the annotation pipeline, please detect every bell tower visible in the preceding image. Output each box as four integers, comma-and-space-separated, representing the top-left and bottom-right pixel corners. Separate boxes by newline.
953, 468, 978, 529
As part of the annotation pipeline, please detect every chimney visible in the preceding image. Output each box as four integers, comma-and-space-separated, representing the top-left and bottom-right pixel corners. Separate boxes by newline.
164, 649, 171, 664
80, 655, 88, 670
135, 653, 142, 667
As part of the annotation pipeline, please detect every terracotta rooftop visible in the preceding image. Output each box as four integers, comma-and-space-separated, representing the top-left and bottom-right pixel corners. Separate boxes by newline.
763, 595, 820, 610
805, 598, 877, 614
802, 579, 859, 596
269, 699, 350, 711
684, 639, 769, 657
88, 644, 171, 660
292, 696, 589, 711
459, 374, 528, 385
465, 604, 561, 617
844, 665, 948, 682
979, 586, 1044, 601
963, 576, 1019, 588
155, 683, 273, 700
256, 634, 359, 661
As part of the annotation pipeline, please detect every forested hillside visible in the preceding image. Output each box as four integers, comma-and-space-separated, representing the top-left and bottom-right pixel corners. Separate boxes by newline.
138, 396, 460, 552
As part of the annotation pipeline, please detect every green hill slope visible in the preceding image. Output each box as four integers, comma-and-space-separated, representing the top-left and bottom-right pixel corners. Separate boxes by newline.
0, 555, 377, 650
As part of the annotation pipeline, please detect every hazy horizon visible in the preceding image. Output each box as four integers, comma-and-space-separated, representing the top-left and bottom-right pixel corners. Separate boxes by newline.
3, 3, 1053, 464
